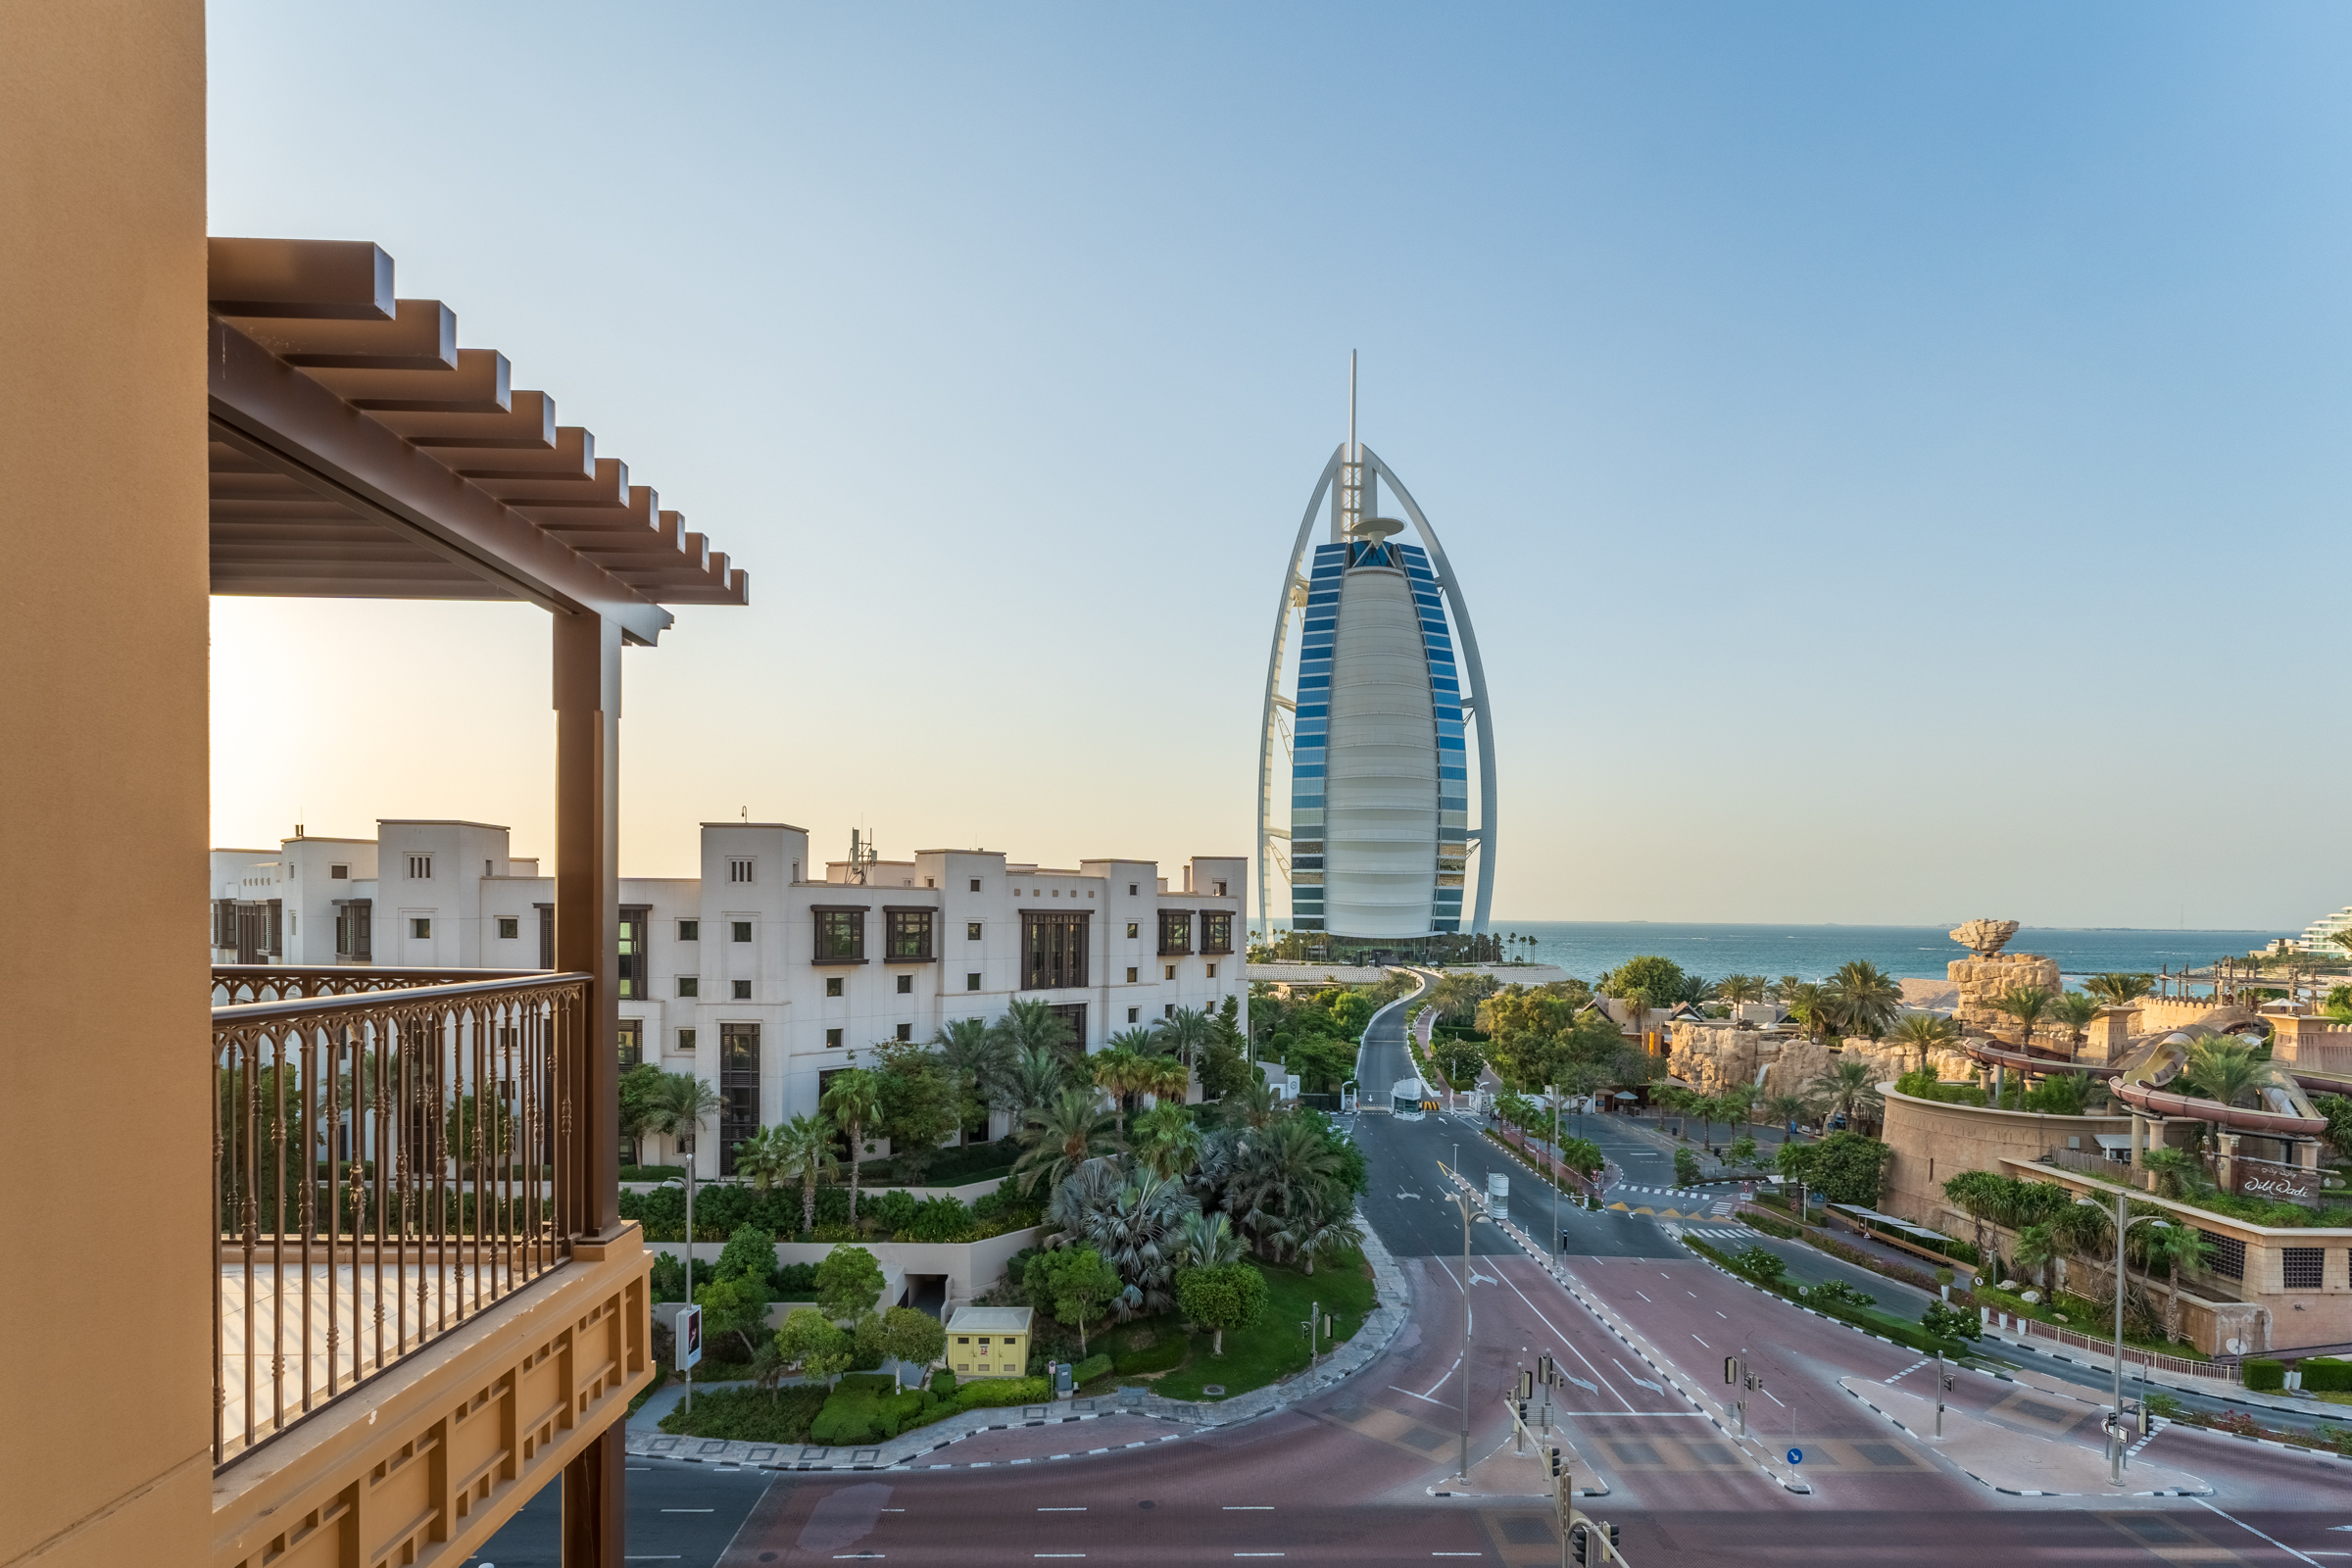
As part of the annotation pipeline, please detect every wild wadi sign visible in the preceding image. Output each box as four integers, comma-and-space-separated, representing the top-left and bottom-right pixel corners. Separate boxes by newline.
2232, 1160, 2322, 1205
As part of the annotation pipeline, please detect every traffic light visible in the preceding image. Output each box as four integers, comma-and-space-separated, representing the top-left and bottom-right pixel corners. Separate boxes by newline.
1570, 1524, 1590, 1565
1515, 1398, 1529, 1426
1546, 1446, 1564, 1479
1539, 1353, 1557, 1386
1517, 1369, 1536, 1400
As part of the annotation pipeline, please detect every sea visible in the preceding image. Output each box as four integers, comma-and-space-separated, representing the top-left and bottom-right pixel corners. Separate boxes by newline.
1487, 922, 2291, 988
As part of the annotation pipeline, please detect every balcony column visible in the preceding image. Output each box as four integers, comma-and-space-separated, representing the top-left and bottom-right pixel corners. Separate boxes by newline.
554, 607, 626, 1568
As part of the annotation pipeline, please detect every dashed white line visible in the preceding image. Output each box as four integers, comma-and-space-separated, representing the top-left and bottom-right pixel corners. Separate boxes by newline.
1691, 1334, 1711, 1348
1634, 1291, 1652, 1302
1224, 1506, 1275, 1510
1039, 1506, 1087, 1511
661, 1508, 715, 1513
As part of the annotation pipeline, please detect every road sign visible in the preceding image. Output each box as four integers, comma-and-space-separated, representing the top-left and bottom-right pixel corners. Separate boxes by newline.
676, 1304, 703, 1371
1786, 1447, 1802, 1465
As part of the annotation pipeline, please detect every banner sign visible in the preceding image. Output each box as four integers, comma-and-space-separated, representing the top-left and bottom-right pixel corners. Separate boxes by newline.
676, 1303, 703, 1370
2232, 1159, 2321, 1205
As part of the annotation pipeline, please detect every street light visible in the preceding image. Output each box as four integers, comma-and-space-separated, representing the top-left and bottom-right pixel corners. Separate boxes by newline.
1439, 1152, 1494, 1484
2077, 1192, 2170, 1483
1547, 1082, 1560, 1260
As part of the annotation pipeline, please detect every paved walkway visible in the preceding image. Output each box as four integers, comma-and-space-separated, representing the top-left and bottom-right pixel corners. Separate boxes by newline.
1839, 1374, 2209, 1497
624, 1204, 1416, 1472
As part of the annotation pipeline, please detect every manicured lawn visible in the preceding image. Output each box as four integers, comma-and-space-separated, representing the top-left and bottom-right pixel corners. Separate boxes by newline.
1151, 1251, 1379, 1401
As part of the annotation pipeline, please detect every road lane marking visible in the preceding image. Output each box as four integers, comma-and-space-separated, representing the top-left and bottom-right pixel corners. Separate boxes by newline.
1421, 1352, 1466, 1398
1691, 1335, 1710, 1348
1488, 1264, 1638, 1413
1716, 1311, 1728, 1319
1224, 1505, 1274, 1509
1634, 1291, 1651, 1302
2192, 1498, 2323, 1566
1039, 1506, 1086, 1510
1610, 1358, 1664, 1394
1391, 1384, 1448, 1404
660, 1508, 715, 1513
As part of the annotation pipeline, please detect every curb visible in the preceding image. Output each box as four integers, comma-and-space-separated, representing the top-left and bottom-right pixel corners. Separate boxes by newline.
1835, 1381, 2209, 1497
631, 1202, 1418, 1473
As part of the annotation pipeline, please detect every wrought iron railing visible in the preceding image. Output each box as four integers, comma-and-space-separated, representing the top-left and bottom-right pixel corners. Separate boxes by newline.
212, 970, 589, 1466
212, 962, 549, 1005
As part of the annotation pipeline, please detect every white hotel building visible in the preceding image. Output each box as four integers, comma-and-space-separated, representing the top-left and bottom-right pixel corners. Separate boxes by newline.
211, 819, 1247, 1175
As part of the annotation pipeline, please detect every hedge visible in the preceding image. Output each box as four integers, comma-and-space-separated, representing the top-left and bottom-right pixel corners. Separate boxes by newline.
620, 1178, 1042, 1244
2303, 1357, 2352, 1394
2244, 1358, 2286, 1393
1686, 1236, 1967, 1358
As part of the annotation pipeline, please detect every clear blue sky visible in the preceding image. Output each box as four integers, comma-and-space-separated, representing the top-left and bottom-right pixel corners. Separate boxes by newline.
207, 3, 2352, 928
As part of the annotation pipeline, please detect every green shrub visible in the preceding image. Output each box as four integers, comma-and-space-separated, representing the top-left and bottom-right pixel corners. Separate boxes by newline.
1741, 1211, 1799, 1240
2302, 1357, 2352, 1394
930, 1367, 956, 1396
2244, 1358, 2286, 1393
1922, 1300, 1981, 1343
1674, 1149, 1701, 1188
1807, 1278, 1878, 1311
657, 1384, 828, 1443
1732, 1246, 1787, 1284
953, 1376, 1052, 1411
619, 1164, 686, 1183
1069, 1352, 1113, 1386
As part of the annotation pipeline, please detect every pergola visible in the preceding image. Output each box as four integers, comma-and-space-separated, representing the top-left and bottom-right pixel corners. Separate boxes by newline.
205, 236, 748, 1557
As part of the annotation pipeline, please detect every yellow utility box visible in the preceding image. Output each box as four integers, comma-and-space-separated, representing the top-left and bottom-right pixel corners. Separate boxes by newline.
947, 1305, 1034, 1379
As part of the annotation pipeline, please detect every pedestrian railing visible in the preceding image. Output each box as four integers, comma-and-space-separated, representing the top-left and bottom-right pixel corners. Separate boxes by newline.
1984, 1308, 2237, 1383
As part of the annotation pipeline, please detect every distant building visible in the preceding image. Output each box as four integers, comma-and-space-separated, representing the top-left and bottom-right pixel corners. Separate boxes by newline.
2295, 906, 2352, 957
1254, 368, 1496, 947
212, 820, 1246, 1174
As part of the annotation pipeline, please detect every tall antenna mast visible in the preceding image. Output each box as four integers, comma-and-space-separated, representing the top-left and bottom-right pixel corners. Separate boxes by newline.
1341, 350, 1362, 538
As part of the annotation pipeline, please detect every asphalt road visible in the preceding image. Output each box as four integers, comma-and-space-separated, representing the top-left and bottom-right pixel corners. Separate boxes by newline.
476, 1080, 2352, 1564
1354, 972, 1431, 1109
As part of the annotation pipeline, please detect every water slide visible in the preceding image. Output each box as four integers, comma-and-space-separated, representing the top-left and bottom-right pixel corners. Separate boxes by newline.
2105, 1026, 2328, 1139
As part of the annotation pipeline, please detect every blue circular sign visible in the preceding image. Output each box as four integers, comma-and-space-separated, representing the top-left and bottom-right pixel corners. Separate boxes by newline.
1787, 1447, 1803, 1465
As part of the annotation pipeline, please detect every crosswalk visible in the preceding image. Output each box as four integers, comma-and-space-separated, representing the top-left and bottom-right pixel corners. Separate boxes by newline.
1680, 1226, 1752, 1242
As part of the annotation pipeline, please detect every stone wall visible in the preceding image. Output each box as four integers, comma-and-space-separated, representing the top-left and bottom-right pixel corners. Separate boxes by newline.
1880, 1085, 2133, 1238
1949, 952, 2063, 1036
1666, 1023, 1953, 1103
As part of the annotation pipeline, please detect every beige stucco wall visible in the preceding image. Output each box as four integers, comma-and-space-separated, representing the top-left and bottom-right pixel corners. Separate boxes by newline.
0, 6, 211, 1566
1879, 1086, 2133, 1235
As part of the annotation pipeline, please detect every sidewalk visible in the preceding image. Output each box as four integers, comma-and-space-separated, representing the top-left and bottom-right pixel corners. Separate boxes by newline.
624, 1205, 1416, 1472
1973, 1320, 2352, 1423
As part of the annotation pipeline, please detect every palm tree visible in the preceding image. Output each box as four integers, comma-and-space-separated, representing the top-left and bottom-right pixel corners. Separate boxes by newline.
819, 1068, 885, 1225
1055, 1163, 1200, 1318
642, 1070, 722, 1250
1090, 1046, 1150, 1140
1829, 960, 1902, 1041
1171, 1208, 1244, 1269
2084, 973, 2155, 1007
1764, 1092, 1813, 1139
2012, 1222, 2060, 1295
1278, 1191, 1366, 1276
2050, 993, 2102, 1056
1224, 1115, 1344, 1255
1004, 1044, 1072, 1114
1889, 1012, 1959, 1076
2181, 1035, 2266, 1107
1808, 1058, 1884, 1132
1717, 974, 1768, 1006
752, 1113, 838, 1235
1132, 1101, 1202, 1180
1217, 1078, 1283, 1131
2136, 1222, 2212, 1345
932, 1016, 1010, 1137
1012, 1088, 1118, 1196
1941, 1170, 2007, 1270
1155, 1006, 1215, 1068
1785, 983, 1836, 1045
996, 997, 1078, 1063
1993, 986, 2056, 1054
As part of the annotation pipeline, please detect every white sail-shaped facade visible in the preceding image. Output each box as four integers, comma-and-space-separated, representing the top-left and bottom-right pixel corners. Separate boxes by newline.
1323, 559, 1438, 936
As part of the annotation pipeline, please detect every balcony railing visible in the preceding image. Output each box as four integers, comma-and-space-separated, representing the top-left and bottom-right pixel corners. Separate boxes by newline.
213, 962, 550, 1005
212, 968, 589, 1466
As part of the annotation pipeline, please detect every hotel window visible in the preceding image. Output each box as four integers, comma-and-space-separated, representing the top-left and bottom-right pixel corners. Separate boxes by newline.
719, 1023, 760, 1174
1206, 962, 1217, 979
1020, 911, 1090, 990
896, 1023, 913, 1041
729, 858, 755, 884
1202, 911, 1232, 955
1213, 880, 1228, 897
2284, 1248, 2325, 1290
813, 906, 867, 963
970, 878, 981, 892
678, 919, 700, 942
333, 899, 371, 961
897, 973, 913, 995
677, 1027, 697, 1053
538, 904, 554, 968
616, 1018, 643, 1068
498, 916, 519, 940
2198, 1229, 2246, 1281
409, 855, 431, 879
968, 921, 983, 941
617, 906, 650, 998
732, 979, 752, 1001
826, 976, 844, 998
1164, 1004, 1175, 1019
412, 917, 432, 939
826, 1028, 844, 1048
1126, 967, 1139, 984
1125, 922, 1139, 940
1164, 964, 1176, 980
733, 920, 753, 943
677, 976, 700, 998
1157, 909, 1193, 956
329, 863, 349, 879
886, 908, 936, 961
1128, 884, 1138, 896
1127, 1006, 1140, 1023
967, 973, 982, 991
1050, 1004, 1087, 1048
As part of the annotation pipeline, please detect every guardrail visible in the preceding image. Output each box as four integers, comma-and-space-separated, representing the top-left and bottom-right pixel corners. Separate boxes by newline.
1984, 1309, 2236, 1384
212, 970, 590, 1465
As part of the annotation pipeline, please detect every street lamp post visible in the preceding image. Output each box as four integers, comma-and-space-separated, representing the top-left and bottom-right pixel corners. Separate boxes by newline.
1548, 1082, 1560, 1258
2079, 1190, 2170, 1483
1440, 1151, 1492, 1484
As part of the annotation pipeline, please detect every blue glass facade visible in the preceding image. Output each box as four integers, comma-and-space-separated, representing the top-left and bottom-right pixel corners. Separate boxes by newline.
1288, 538, 1463, 936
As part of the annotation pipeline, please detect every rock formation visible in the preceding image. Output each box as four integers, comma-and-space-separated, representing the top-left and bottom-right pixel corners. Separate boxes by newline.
1949, 918, 2020, 958
1949, 953, 2063, 1039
